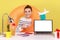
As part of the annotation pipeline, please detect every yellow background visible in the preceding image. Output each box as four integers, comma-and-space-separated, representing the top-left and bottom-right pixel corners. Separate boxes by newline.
0, 0, 60, 33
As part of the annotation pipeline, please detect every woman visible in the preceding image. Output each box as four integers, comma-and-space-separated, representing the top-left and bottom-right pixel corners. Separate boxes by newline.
16, 5, 33, 35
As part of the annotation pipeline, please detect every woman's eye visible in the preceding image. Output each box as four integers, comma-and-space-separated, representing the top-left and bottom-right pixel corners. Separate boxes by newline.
25, 11, 27, 13
28, 11, 30, 12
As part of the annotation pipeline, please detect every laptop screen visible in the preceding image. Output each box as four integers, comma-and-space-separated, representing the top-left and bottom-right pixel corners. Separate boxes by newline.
34, 20, 53, 33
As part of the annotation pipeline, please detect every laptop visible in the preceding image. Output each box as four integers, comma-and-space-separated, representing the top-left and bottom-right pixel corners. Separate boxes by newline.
34, 20, 53, 34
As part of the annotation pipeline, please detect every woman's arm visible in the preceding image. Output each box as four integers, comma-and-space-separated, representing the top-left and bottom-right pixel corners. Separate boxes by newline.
16, 20, 24, 32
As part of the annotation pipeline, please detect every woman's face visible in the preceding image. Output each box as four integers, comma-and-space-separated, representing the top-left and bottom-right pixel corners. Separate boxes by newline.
24, 8, 32, 18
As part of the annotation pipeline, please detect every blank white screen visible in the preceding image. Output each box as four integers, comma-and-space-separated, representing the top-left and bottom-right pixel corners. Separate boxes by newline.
35, 20, 52, 32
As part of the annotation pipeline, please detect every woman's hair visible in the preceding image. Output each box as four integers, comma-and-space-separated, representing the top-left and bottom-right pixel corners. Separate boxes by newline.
24, 5, 32, 11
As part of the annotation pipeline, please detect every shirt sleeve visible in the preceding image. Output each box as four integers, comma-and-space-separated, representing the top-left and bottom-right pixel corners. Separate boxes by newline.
16, 18, 24, 32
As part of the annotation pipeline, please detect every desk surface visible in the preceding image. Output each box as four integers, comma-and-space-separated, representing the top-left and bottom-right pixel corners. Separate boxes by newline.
0, 34, 60, 40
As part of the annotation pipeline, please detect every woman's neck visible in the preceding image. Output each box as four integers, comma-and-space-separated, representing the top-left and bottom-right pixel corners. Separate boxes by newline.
25, 16, 30, 19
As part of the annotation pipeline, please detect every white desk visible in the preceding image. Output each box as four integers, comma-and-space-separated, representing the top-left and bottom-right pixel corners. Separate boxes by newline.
0, 34, 60, 40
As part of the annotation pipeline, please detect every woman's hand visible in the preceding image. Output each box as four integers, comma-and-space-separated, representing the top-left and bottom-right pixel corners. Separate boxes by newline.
21, 24, 28, 29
